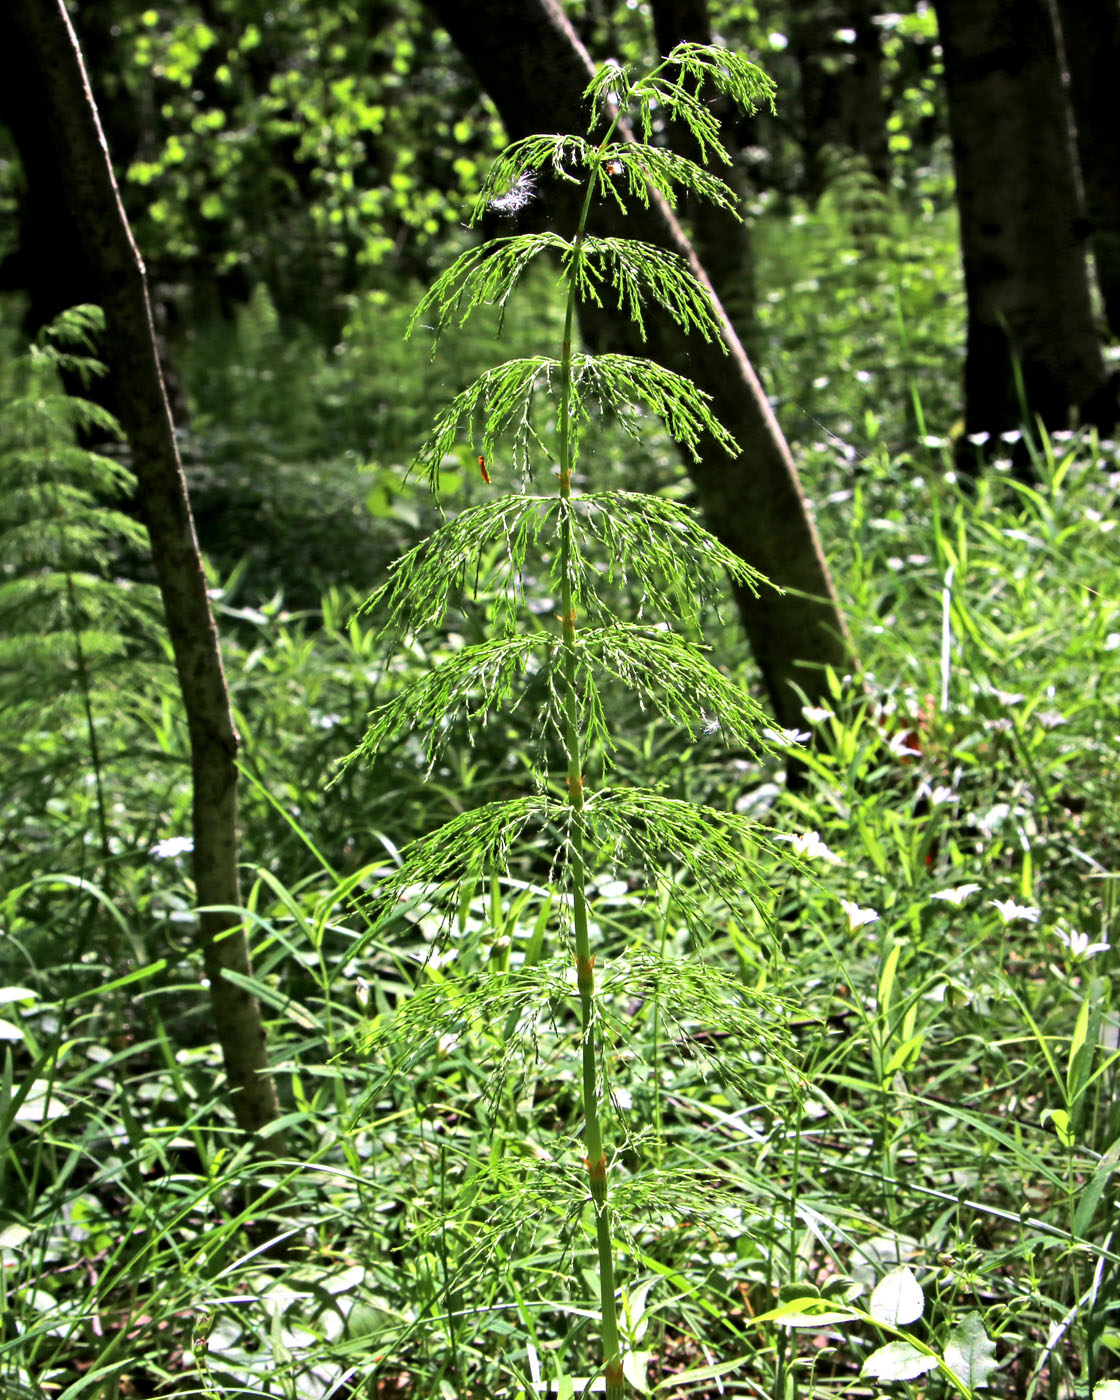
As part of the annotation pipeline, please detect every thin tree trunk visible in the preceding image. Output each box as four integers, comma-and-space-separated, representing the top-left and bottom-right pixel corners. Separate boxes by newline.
933, 0, 1107, 455
425, 0, 858, 735
5, 0, 282, 1146
786, 0, 891, 202
1054, 0, 1120, 340
649, 0, 761, 362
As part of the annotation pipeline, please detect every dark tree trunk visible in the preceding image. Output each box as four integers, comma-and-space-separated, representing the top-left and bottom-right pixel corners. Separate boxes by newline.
1055, 0, 1120, 340
786, 0, 891, 201
4, 0, 282, 1146
933, 0, 1107, 453
648, 0, 761, 361
423, 0, 858, 735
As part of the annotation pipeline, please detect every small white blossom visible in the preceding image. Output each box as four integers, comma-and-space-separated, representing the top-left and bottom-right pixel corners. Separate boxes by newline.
803, 705, 834, 724
1054, 924, 1110, 960
764, 726, 811, 746
777, 830, 843, 864
840, 899, 879, 932
989, 898, 1040, 926
887, 728, 923, 759
150, 836, 194, 860
1036, 711, 1067, 729
930, 883, 981, 907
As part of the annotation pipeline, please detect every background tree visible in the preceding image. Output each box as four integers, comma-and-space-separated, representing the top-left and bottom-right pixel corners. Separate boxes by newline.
648, 0, 762, 359
932, 0, 1108, 457
783, 0, 891, 202
4, 0, 281, 1144
423, 0, 859, 736
1054, 0, 1120, 343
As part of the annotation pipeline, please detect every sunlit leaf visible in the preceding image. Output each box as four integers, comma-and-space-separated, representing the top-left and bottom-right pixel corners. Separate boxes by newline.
943, 1312, 999, 1389
862, 1341, 938, 1382
869, 1266, 925, 1326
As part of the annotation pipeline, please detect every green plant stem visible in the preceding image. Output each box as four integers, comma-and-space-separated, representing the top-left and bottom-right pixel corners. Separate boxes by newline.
558, 165, 624, 1399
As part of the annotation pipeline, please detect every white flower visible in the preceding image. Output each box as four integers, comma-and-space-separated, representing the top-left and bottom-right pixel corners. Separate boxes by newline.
777, 830, 843, 864
764, 726, 810, 746
840, 899, 879, 932
887, 728, 923, 759
1054, 924, 1110, 960
930, 883, 981, 907
989, 898, 1040, 926
1036, 711, 1067, 729
802, 705, 834, 724
150, 836, 194, 860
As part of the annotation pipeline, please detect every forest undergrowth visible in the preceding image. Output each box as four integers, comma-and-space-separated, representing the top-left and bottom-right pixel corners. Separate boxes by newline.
1, 87, 1119, 1400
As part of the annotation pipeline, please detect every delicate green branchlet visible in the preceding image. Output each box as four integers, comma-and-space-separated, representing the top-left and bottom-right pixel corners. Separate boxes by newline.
344, 45, 792, 1399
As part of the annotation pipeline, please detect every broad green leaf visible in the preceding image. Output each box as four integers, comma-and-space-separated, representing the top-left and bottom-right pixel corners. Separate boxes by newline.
943, 1312, 999, 1389
862, 1341, 938, 1382
1076, 1136, 1120, 1234
752, 1296, 857, 1328
654, 1356, 749, 1389
870, 1266, 924, 1326
1042, 1107, 1074, 1148
1068, 991, 1092, 1088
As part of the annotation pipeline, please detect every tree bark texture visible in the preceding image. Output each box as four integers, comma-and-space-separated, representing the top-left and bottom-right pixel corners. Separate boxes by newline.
933, 0, 1106, 448
1054, 0, 1120, 340
4, 0, 282, 1145
424, 0, 858, 733
649, 0, 761, 362
786, 0, 891, 201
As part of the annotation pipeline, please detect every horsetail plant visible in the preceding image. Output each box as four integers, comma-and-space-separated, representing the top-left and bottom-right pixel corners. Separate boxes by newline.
344, 45, 798, 1398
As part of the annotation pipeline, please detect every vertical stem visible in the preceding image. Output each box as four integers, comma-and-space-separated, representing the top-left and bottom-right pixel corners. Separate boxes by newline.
553, 70, 676, 1394
558, 186, 624, 1399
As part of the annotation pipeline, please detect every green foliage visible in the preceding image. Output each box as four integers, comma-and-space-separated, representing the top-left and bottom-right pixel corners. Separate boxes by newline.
108, 0, 504, 329
342, 43, 790, 1397
0, 307, 172, 893
3, 11, 1120, 1400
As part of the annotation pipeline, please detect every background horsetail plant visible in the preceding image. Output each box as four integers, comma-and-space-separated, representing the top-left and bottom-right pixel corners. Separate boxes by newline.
342, 46, 797, 1398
